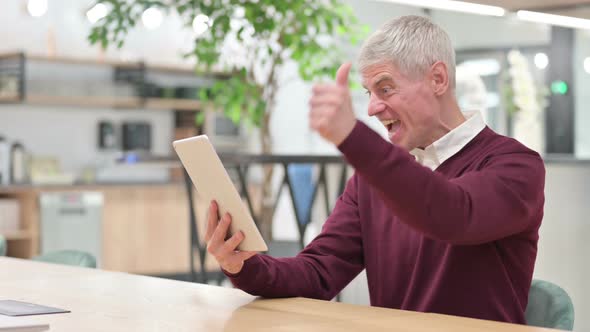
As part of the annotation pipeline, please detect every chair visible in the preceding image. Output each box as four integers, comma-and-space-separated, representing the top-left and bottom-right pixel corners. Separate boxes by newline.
287, 164, 315, 224
0, 234, 6, 256
32, 250, 97, 268
525, 279, 575, 331
0, 235, 95, 268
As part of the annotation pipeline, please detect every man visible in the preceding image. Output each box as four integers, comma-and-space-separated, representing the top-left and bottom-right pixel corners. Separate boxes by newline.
204, 15, 545, 324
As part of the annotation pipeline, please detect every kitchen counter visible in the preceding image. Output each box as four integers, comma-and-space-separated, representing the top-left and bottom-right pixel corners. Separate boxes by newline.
0, 182, 204, 275
0, 181, 183, 193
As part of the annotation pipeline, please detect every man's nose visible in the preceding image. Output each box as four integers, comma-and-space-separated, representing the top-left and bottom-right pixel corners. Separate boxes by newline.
368, 98, 386, 117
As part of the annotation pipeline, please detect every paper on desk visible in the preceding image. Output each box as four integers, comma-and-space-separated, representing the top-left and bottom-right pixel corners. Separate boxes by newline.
0, 315, 49, 332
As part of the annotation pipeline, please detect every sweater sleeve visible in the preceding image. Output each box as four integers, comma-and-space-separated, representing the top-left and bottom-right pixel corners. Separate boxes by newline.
226, 174, 365, 300
338, 121, 545, 245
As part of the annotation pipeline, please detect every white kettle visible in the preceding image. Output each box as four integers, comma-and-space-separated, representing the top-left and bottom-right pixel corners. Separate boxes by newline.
0, 136, 10, 185
10, 142, 27, 184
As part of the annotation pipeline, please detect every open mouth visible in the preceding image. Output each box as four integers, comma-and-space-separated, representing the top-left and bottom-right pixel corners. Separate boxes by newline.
381, 119, 401, 134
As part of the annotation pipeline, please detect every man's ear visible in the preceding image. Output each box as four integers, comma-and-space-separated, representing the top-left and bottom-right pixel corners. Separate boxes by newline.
429, 61, 450, 96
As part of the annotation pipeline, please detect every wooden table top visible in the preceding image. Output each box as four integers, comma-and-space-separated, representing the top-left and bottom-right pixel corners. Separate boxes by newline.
0, 258, 562, 331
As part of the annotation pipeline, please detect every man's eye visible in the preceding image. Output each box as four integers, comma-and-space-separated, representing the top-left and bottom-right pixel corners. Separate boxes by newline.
382, 87, 393, 94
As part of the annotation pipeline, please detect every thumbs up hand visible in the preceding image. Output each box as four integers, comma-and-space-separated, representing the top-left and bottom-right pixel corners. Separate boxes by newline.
309, 62, 357, 146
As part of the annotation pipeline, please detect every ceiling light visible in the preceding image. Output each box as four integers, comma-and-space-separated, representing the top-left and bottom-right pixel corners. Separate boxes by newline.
86, 3, 108, 24
27, 0, 48, 17
534, 53, 549, 69
375, 0, 505, 17
517, 10, 590, 30
584, 57, 590, 74
142, 7, 163, 30
192, 14, 211, 36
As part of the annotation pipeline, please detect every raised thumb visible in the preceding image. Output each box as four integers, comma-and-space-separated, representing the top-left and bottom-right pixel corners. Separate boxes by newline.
335, 62, 352, 87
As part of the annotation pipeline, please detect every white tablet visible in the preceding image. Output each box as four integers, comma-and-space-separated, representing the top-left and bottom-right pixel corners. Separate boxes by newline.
173, 135, 268, 252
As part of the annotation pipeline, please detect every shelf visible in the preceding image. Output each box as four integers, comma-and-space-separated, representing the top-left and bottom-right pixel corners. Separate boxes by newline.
28, 54, 140, 69
0, 52, 225, 111
1, 230, 33, 241
27, 95, 142, 109
0, 52, 23, 61
0, 95, 21, 103
145, 98, 202, 111
0, 94, 202, 111
25, 53, 230, 78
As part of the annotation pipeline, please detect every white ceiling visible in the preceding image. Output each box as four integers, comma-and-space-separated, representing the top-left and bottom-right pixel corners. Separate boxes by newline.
465, 0, 590, 18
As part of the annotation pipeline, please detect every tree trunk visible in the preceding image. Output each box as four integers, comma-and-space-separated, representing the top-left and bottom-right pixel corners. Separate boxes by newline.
256, 54, 281, 242
257, 111, 274, 241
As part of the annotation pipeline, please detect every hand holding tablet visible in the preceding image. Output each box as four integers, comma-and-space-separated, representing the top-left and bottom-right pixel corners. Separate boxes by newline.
173, 135, 267, 270
204, 200, 258, 274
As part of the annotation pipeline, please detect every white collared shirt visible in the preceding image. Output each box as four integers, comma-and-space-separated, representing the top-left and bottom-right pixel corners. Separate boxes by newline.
411, 111, 486, 171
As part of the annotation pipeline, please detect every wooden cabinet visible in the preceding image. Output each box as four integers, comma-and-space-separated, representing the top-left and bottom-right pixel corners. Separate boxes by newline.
101, 185, 192, 274
0, 184, 219, 275
0, 189, 39, 258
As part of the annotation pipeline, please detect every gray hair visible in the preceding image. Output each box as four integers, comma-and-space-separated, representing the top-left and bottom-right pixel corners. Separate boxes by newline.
358, 15, 456, 88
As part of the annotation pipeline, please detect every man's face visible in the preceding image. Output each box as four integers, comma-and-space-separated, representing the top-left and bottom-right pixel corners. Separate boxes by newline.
361, 62, 443, 151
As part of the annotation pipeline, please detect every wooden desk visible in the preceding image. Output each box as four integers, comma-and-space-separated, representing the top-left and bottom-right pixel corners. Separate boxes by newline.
0, 258, 561, 331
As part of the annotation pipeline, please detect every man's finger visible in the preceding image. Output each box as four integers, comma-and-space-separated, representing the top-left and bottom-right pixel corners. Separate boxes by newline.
309, 95, 341, 108
204, 200, 218, 243
210, 212, 231, 247
312, 83, 339, 95
309, 105, 334, 120
335, 62, 352, 87
220, 231, 245, 255
309, 106, 334, 130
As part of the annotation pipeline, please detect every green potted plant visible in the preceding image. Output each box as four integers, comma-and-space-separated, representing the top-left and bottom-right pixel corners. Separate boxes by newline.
89, 0, 366, 239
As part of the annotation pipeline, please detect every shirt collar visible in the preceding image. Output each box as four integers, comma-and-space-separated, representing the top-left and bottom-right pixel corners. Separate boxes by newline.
411, 111, 486, 171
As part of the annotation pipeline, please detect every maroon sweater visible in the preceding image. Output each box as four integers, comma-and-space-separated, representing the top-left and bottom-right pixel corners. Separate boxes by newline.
228, 121, 545, 324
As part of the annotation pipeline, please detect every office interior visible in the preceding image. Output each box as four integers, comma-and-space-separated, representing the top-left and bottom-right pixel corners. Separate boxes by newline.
0, 0, 588, 330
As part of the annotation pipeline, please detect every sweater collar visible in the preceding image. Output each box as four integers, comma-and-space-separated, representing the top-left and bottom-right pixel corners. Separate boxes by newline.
411, 111, 486, 171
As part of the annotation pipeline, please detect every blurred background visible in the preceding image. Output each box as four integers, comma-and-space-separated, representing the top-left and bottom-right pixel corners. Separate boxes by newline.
0, 0, 588, 329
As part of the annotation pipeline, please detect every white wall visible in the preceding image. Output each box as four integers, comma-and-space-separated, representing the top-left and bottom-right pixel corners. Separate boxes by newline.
537, 163, 590, 331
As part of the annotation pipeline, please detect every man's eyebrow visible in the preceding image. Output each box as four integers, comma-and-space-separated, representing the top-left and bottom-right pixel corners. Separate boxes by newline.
373, 75, 394, 87
362, 75, 394, 90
